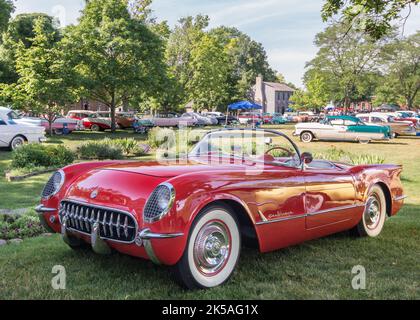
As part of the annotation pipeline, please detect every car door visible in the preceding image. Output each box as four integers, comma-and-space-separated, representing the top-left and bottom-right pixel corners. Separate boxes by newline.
303, 166, 357, 229
0, 119, 10, 146
253, 165, 308, 252
322, 119, 346, 140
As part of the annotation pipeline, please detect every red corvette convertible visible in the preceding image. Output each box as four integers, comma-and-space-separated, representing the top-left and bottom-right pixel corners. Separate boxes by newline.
36, 129, 405, 289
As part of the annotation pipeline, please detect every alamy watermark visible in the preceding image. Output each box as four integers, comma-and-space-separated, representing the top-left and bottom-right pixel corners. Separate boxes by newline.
351, 265, 366, 290
51, 265, 66, 290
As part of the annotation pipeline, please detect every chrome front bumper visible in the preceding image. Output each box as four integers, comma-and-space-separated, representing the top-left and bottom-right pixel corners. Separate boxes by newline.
135, 228, 184, 265
35, 205, 57, 232
36, 204, 184, 264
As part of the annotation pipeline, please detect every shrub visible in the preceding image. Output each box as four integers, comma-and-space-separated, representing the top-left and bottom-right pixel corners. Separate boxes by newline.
314, 147, 385, 165
11, 144, 74, 169
0, 212, 45, 240
147, 127, 176, 149
77, 139, 124, 160
113, 138, 140, 156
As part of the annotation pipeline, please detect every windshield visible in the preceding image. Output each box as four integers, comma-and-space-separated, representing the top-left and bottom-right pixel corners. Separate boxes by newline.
7, 111, 22, 120
189, 129, 301, 168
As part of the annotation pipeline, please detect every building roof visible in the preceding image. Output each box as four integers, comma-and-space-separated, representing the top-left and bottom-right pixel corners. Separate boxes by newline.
264, 82, 295, 92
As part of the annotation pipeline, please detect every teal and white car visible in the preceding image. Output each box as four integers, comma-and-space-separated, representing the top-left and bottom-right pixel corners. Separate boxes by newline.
294, 115, 392, 144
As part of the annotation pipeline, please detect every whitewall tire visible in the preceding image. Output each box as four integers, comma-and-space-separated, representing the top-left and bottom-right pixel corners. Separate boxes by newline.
355, 185, 386, 237
174, 204, 241, 289
300, 131, 314, 143
91, 124, 100, 131
9, 135, 26, 151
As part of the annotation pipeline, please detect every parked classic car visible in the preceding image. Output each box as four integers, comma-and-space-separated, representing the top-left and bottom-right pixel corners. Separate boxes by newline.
201, 112, 238, 125
356, 113, 416, 137
115, 112, 136, 129
36, 128, 405, 289
82, 112, 112, 131
149, 113, 197, 127
294, 115, 392, 144
182, 112, 218, 126
67, 110, 96, 120
238, 112, 262, 125
19, 116, 78, 134
388, 112, 420, 129
271, 113, 287, 124
0, 107, 46, 150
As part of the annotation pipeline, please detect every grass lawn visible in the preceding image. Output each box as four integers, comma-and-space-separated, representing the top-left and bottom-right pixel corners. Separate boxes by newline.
0, 126, 419, 299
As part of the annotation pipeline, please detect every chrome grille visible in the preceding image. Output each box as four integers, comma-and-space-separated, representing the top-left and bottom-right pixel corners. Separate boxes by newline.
59, 200, 137, 243
41, 171, 63, 199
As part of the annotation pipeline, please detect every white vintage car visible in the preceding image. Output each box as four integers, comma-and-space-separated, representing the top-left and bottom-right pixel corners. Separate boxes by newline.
0, 107, 46, 150
294, 115, 392, 144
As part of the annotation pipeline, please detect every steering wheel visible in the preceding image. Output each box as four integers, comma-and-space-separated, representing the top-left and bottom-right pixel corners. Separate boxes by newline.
265, 146, 294, 157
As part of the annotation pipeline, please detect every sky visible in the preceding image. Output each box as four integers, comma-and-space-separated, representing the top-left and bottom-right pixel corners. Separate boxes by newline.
12, 0, 420, 88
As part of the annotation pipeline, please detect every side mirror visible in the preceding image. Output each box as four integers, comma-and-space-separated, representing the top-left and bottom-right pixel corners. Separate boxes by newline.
301, 152, 313, 164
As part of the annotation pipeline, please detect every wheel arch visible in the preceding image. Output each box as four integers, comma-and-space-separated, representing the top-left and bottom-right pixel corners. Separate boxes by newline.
11, 134, 28, 142
375, 181, 392, 217
192, 198, 260, 250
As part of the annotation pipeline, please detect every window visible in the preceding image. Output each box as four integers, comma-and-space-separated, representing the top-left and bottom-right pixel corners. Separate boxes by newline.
358, 117, 369, 122
371, 117, 384, 123
344, 120, 359, 126
330, 119, 344, 125
0, 119, 6, 125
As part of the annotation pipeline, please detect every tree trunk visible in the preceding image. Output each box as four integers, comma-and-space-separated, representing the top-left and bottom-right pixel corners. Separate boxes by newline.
111, 91, 116, 133
344, 96, 350, 114
406, 97, 413, 110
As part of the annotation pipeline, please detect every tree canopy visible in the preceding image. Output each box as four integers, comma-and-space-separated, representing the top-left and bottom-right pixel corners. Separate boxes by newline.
322, 0, 420, 39
0, 0, 13, 35
1, 17, 77, 134
63, 0, 168, 131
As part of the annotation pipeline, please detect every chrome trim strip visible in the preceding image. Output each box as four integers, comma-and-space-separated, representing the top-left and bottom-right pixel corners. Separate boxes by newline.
135, 228, 184, 265
393, 195, 407, 201
255, 203, 365, 225
143, 239, 161, 265
35, 205, 56, 213
59, 199, 139, 244
307, 203, 365, 217
256, 213, 307, 225
137, 228, 184, 240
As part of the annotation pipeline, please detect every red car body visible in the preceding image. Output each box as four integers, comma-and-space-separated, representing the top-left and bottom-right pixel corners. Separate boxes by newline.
36, 129, 405, 288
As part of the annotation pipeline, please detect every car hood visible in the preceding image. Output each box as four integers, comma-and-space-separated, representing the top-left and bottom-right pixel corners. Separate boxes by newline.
98, 158, 256, 178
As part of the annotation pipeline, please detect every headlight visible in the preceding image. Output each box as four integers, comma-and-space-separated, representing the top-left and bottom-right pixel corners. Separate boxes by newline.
143, 183, 175, 223
41, 170, 65, 200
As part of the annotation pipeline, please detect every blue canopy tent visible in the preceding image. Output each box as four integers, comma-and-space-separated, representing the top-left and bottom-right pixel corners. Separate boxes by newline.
226, 101, 263, 126
228, 101, 263, 111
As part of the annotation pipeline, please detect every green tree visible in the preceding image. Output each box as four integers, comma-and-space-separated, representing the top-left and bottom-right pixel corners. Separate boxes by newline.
0, 13, 59, 84
187, 34, 230, 110
1, 17, 77, 135
63, 0, 168, 132
306, 23, 389, 112
379, 31, 420, 109
166, 15, 209, 107
290, 74, 329, 111
322, 0, 419, 39
289, 89, 311, 111
0, 0, 14, 34
210, 26, 276, 102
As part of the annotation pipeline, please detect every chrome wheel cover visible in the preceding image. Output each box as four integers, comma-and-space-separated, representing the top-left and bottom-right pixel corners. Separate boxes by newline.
301, 133, 311, 142
364, 195, 381, 229
11, 137, 24, 150
193, 221, 231, 276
